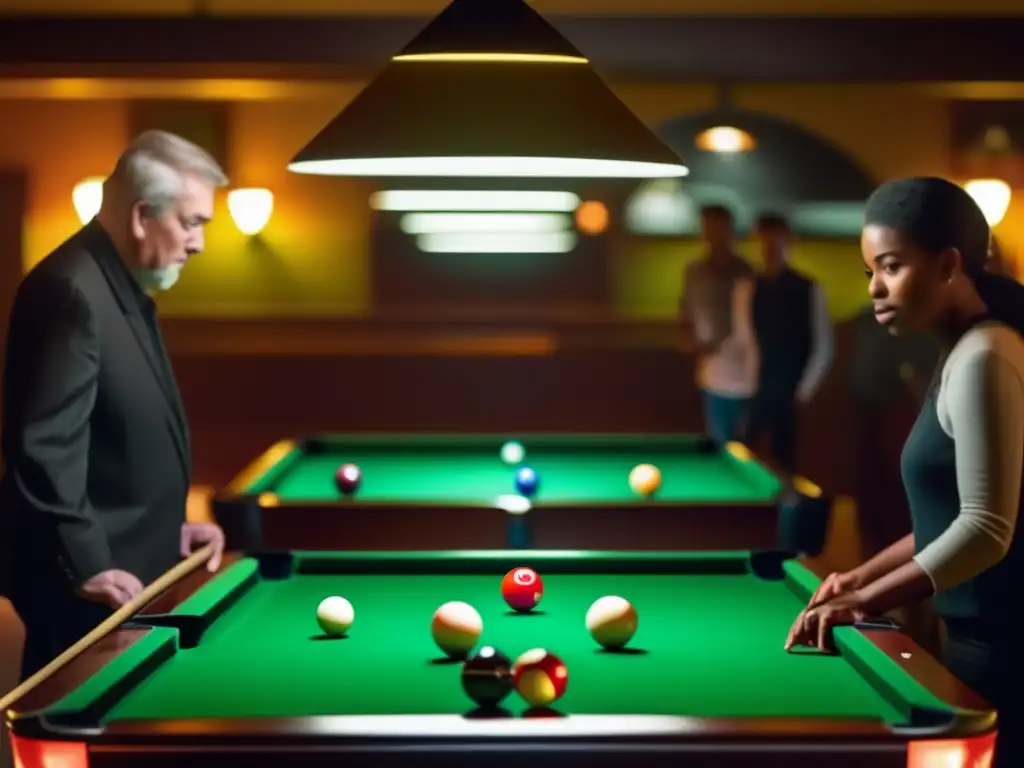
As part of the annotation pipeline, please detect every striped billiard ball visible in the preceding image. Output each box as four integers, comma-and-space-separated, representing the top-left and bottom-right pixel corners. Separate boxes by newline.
512, 648, 568, 708
501, 567, 543, 612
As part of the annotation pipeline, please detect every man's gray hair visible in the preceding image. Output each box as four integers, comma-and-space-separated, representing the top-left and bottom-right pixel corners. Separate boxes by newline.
106, 130, 228, 216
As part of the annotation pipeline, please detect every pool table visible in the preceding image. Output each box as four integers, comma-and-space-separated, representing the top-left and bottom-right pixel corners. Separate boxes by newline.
7, 550, 995, 768
212, 433, 830, 554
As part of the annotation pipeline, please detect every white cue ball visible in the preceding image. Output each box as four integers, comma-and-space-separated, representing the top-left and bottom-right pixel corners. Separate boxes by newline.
586, 595, 638, 649
317, 596, 354, 636
431, 601, 483, 657
501, 441, 525, 465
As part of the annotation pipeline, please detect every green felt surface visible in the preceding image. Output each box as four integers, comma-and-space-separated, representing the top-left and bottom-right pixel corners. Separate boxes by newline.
249, 435, 782, 504
68, 554, 944, 724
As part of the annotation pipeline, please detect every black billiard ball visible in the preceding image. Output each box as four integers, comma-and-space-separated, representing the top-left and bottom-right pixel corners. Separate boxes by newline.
461, 646, 513, 708
335, 463, 362, 496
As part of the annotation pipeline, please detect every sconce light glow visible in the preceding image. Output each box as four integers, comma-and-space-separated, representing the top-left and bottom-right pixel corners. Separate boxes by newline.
965, 178, 1011, 227
73, 177, 105, 224
228, 188, 274, 235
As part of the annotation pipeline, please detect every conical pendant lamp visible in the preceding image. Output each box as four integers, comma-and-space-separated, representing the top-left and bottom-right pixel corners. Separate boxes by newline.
289, 0, 688, 179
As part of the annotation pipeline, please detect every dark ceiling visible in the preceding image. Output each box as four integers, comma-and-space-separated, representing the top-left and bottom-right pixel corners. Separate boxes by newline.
0, 15, 1023, 82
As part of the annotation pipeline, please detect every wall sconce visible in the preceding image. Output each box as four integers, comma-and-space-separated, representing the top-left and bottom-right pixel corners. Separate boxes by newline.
73, 177, 105, 224
228, 187, 274, 235
965, 178, 1012, 227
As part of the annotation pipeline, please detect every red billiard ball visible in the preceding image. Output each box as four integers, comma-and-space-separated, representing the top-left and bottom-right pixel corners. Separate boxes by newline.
335, 463, 362, 496
501, 567, 543, 612
512, 648, 568, 707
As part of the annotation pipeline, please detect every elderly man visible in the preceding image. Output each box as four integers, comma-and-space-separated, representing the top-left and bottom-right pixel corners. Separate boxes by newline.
0, 130, 227, 680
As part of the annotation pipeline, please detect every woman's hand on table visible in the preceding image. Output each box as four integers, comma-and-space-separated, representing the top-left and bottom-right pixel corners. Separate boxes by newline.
180, 522, 226, 571
806, 571, 860, 609
784, 593, 867, 653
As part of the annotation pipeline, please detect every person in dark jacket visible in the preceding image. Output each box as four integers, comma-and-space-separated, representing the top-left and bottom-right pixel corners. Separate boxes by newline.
0, 130, 227, 680
734, 214, 834, 478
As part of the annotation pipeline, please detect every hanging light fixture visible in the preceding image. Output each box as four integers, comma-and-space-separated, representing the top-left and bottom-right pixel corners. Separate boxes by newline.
694, 84, 756, 154
289, 0, 687, 179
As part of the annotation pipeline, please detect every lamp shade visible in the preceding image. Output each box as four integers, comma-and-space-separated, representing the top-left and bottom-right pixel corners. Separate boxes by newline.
289, 0, 687, 179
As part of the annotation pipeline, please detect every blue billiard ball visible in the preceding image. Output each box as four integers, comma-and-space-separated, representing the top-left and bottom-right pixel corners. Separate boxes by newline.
514, 466, 539, 497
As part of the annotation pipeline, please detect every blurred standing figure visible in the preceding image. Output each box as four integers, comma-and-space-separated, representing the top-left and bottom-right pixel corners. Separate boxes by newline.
679, 204, 756, 445
734, 214, 834, 478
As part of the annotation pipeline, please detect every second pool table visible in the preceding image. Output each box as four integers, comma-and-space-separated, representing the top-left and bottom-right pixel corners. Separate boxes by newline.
7, 550, 996, 768
212, 433, 830, 553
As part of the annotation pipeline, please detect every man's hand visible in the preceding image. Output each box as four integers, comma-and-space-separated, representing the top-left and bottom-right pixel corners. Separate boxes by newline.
180, 522, 225, 571
77, 569, 144, 609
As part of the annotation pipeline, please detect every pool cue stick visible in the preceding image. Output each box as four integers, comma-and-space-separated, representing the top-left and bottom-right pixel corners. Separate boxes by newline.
0, 543, 215, 713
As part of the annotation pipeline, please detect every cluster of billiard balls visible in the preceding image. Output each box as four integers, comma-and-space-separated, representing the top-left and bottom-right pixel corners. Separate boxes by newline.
333, 443, 664, 499
503, 441, 663, 499
436, 567, 639, 710
314, 566, 639, 711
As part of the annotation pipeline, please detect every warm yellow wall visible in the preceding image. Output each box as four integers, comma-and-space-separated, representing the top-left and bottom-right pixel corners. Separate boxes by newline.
607, 84, 958, 320
1, 82, 1019, 319
614, 241, 869, 322
615, 84, 952, 182
161, 97, 376, 316
0, 100, 124, 272
0, 95, 377, 316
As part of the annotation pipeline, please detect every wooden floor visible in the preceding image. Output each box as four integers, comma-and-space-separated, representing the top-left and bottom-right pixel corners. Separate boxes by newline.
0, 492, 898, 768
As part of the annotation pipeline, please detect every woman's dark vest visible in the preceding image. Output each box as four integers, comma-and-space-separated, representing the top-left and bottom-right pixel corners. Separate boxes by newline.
900, 322, 1024, 631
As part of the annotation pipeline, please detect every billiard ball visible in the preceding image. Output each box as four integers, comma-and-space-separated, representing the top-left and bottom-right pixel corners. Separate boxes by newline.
430, 601, 483, 658
629, 463, 661, 497
512, 648, 568, 707
461, 646, 513, 707
316, 596, 354, 636
335, 463, 362, 495
501, 566, 543, 612
500, 440, 525, 465
585, 595, 638, 649
514, 466, 539, 497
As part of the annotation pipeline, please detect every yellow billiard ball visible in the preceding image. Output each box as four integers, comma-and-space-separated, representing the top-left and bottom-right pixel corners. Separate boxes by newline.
629, 463, 662, 497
